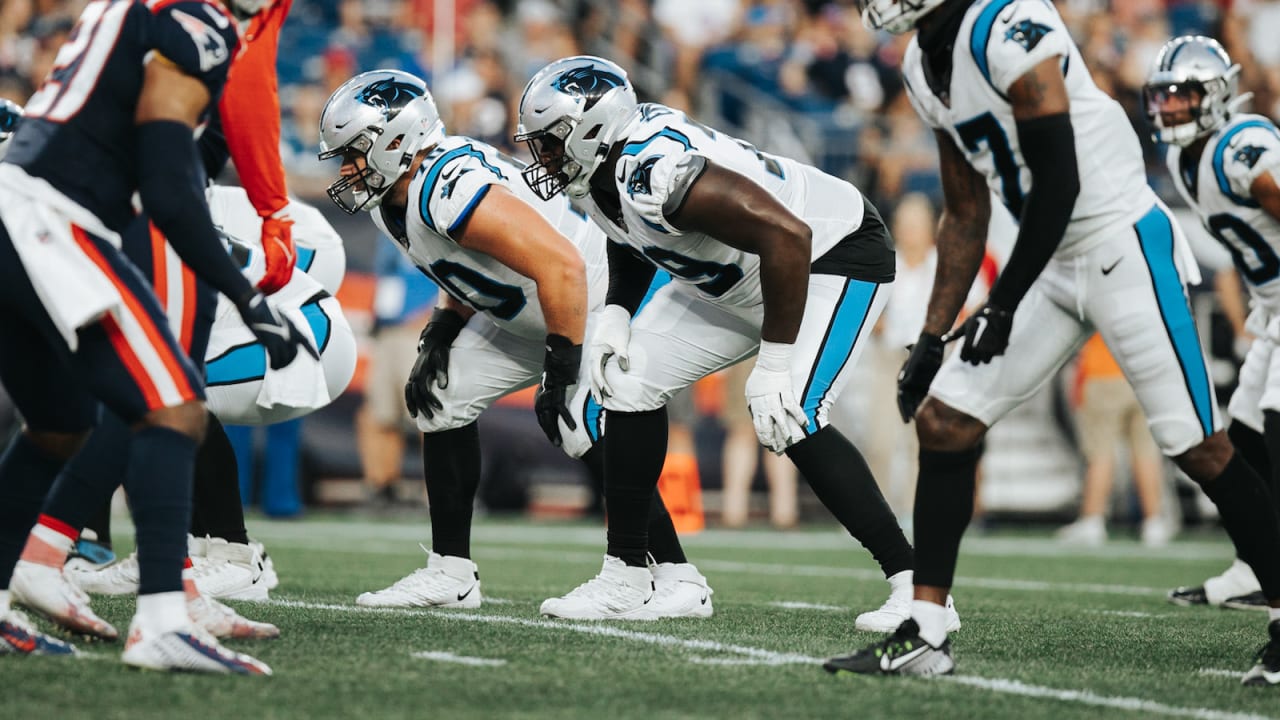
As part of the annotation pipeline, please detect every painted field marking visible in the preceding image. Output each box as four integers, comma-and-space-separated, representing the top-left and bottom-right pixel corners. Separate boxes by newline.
1088, 610, 1170, 619
268, 598, 1273, 720
411, 651, 507, 667
769, 601, 844, 612
1198, 668, 1243, 679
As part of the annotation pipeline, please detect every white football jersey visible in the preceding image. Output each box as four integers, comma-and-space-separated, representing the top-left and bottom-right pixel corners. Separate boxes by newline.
901, 0, 1153, 256
1168, 114, 1280, 312
580, 103, 873, 309
372, 135, 607, 340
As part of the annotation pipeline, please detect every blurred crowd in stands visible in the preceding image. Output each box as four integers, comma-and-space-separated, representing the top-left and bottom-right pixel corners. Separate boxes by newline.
3, 0, 1279, 537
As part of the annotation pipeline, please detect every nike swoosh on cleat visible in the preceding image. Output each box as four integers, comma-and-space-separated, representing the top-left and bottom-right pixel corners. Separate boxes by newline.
881, 645, 930, 672
457, 585, 475, 602
700, 594, 708, 605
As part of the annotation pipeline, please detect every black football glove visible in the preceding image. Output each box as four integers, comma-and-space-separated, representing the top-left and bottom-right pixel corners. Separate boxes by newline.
405, 308, 467, 419
534, 334, 582, 447
897, 332, 944, 423
945, 303, 1014, 366
235, 292, 317, 370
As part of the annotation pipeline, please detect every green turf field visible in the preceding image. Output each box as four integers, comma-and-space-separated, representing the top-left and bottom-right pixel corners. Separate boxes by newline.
8, 515, 1279, 720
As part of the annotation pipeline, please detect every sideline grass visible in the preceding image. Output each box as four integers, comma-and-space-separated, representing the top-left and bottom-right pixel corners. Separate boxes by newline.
9, 516, 1278, 720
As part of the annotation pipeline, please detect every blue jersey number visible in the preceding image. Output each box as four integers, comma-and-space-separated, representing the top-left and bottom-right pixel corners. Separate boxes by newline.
425, 260, 528, 320
1208, 213, 1280, 285
956, 112, 1024, 217
641, 247, 743, 298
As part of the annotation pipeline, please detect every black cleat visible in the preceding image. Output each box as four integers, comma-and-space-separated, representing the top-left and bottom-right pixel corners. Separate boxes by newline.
1223, 591, 1269, 612
1243, 620, 1280, 686
824, 619, 954, 677
1167, 585, 1208, 607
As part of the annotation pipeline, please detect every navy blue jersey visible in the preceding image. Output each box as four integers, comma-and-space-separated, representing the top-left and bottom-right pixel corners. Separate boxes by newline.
5, 0, 241, 233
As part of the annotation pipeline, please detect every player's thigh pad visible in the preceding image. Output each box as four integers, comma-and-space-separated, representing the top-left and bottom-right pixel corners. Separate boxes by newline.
414, 315, 542, 434
790, 275, 888, 436
930, 275, 1088, 428
1229, 336, 1271, 433
1089, 206, 1221, 455
601, 281, 759, 413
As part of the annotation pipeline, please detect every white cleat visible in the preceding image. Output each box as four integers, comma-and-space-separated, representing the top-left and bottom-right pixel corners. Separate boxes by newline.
854, 571, 961, 634
1204, 559, 1262, 607
188, 594, 280, 640
1055, 516, 1107, 546
74, 553, 140, 596
649, 562, 713, 618
540, 555, 658, 621
121, 617, 271, 675
250, 540, 279, 591
356, 548, 480, 608
193, 538, 270, 601
10, 560, 118, 640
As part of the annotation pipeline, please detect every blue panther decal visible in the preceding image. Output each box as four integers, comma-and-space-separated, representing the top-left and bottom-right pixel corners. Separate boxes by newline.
356, 77, 424, 120
1004, 20, 1053, 52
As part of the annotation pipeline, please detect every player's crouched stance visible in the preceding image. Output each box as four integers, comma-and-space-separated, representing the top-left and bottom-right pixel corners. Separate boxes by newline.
319, 70, 711, 618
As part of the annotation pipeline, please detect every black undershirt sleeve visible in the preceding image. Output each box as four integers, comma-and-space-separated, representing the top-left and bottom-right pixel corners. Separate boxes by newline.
605, 240, 657, 317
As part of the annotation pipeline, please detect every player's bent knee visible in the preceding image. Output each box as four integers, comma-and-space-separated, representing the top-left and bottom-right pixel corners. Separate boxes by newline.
22, 429, 90, 461
915, 398, 986, 452
140, 401, 208, 442
1175, 430, 1234, 484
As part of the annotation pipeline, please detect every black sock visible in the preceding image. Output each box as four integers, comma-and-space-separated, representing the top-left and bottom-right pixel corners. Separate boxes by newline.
0, 434, 66, 587
605, 409, 668, 567
423, 423, 481, 559
40, 413, 129, 542
786, 426, 913, 578
1198, 452, 1280, 599
912, 444, 982, 589
1231, 420, 1273, 487
191, 413, 249, 544
580, 442, 606, 517
1261, 413, 1280, 515
84, 504, 112, 549
647, 492, 687, 564
126, 427, 196, 595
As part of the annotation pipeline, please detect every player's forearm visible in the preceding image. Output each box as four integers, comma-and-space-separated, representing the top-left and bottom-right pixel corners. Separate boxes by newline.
923, 212, 988, 337
988, 113, 1079, 310
435, 292, 476, 321
535, 261, 588, 345
758, 229, 812, 344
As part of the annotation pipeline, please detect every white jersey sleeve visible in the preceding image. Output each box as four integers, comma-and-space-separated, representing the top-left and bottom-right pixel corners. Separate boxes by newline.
418, 141, 509, 242
1217, 122, 1280, 200
617, 129, 707, 236
980, 0, 1072, 96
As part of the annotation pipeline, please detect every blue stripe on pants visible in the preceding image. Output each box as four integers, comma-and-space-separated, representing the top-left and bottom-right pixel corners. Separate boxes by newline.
1134, 205, 1214, 438
800, 279, 878, 434
584, 394, 604, 443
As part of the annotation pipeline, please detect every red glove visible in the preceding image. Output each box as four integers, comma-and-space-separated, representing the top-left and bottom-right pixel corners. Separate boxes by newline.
257, 210, 296, 295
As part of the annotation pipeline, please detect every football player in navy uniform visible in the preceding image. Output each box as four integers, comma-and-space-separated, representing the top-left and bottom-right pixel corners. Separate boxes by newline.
824, 0, 1280, 684
0, 0, 311, 673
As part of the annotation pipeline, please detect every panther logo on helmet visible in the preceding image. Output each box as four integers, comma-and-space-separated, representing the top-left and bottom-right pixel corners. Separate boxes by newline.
551, 67, 626, 109
356, 78, 425, 121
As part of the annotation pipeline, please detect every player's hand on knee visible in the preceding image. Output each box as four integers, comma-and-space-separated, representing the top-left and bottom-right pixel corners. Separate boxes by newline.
534, 335, 582, 447
405, 308, 467, 418
945, 304, 1013, 366
236, 292, 318, 370
745, 341, 807, 454
897, 332, 945, 422
588, 305, 632, 403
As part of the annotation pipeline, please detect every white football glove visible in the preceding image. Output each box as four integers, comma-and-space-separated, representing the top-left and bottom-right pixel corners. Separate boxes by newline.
744, 340, 808, 454
588, 304, 633, 403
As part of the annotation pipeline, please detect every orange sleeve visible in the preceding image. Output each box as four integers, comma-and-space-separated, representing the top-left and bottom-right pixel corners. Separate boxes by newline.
217, 0, 293, 217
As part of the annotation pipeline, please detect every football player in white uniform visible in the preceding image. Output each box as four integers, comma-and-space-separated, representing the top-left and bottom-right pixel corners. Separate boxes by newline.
319, 70, 711, 618
825, 1, 1280, 684
1147, 37, 1280, 636
515, 57, 953, 628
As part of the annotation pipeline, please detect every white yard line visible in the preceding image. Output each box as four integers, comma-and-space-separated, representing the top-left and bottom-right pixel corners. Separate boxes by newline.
768, 601, 844, 611
1088, 610, 1170, 619
267, 598, 1272, 720
410, 651, 507, 667
1199, 668, 1245, 679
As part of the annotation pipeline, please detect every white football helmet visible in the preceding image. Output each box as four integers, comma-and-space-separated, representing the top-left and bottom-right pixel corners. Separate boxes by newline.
856, 0, 949, 34
318, 70, 446, 214
1144, 36, 1244, 147
515, 56, 638, 200
0, 99, 21, 162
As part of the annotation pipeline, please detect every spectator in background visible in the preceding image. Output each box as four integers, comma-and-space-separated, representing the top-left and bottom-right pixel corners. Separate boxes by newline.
653, 0, 740, 100
358, 241, 438, 505
281, 82, 337, 197
1057, 335, 1174, 547
719, 357, 799, 529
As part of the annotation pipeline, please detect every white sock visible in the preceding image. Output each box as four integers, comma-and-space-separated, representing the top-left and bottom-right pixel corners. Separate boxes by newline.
1268, 606, 1280, 624
911, 599, 949, 647
0, 589, 9, 617
135, 591, 188, 634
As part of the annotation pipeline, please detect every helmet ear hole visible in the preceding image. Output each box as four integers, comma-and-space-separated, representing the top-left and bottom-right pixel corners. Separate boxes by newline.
388, 134, 404, 151
583, 124, 602, 141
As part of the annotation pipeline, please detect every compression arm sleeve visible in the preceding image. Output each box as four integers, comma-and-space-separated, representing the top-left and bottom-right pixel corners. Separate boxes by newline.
606, 240, 657, 316
988, 112, 1080, 310
137, 120, 256, 307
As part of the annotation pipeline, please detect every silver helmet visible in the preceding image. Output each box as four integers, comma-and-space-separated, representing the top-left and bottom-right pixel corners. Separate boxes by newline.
0, 99, 21, 162
1144, 36, 1243, 147
318, 70, 445, 214
515, 56, 637, 200
856, 0, 949, 34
